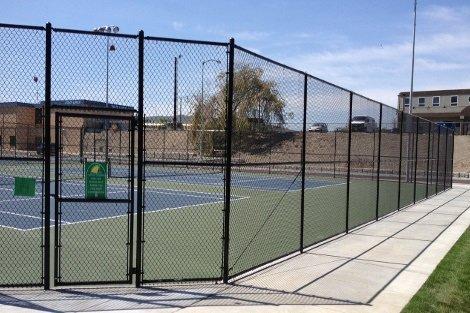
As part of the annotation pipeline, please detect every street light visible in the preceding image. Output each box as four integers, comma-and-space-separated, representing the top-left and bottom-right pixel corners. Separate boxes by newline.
93, 25, 119, 163
199, 59, 221, 158
93, 25, 119, 106
173, 54, 183, 130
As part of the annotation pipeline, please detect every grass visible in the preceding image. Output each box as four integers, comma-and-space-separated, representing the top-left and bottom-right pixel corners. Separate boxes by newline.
402, 227, 470, 313
0, 173, 431, 285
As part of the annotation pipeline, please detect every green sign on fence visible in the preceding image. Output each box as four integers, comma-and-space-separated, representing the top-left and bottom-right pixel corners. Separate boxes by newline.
14, 177, 36, 197
85, 162, 108, 199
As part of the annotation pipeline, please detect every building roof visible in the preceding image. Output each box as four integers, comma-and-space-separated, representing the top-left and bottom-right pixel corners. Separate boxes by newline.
48, 100, 135, 112
1, 100, 135, 112
398, 89, 470, 97
0, 101, 41, 108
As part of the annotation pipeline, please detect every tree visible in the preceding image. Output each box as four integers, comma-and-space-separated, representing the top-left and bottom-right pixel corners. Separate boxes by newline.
191, 65, 287, 155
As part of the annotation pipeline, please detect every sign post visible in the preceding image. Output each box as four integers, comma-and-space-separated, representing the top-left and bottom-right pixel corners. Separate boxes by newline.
85, 162, 108, 199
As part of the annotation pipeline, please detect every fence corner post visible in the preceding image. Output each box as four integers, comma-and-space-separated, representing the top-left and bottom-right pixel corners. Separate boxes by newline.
223, 37, 235, 284
413, 117, 419, 203
397, 111, 404, 210
300, 73, 308, 252
135, 29, 144, 288
425, 121, 431, 198
43, 21, 52, 291
375, 103, 383, 220
345, 91, 353, 233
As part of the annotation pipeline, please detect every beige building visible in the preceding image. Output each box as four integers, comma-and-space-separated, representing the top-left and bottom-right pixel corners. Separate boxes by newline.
0, 100, 135, 157
398, 89, 470, 135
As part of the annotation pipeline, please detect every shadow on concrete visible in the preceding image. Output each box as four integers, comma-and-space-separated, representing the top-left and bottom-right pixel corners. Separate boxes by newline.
0, 188, 468, 312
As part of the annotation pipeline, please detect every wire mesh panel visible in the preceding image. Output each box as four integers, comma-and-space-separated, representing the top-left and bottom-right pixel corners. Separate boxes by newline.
54, 114, 134, 285
142, 38, 228, 283
0, 25, 45, 287
227, 47, 304, 278
399, 114, 417, 208
377, 105, 401, 217
303, 77, 349, 246
428, 123, 439, 196
415, 119, 430, 202
436, 126, 447, 193
51, 29, 138, 285
348, 94, 380, 228
445, 131, 454, 189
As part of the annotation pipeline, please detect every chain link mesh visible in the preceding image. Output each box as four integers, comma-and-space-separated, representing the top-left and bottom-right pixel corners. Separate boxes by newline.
0, 25, 45, 287
0, 23, 456, 287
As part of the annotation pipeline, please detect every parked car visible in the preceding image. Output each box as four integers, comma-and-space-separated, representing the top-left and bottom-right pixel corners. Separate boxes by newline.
351, 116, 377, 133
308, 123, 328, 133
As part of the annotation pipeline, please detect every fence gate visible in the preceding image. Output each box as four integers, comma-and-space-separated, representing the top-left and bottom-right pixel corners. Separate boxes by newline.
54, 112, 135, 286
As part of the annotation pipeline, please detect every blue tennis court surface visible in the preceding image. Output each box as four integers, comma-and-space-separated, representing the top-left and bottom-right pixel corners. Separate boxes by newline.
145, 171, 341, 191
0, 182, 228, 231
0, 172, 341, 231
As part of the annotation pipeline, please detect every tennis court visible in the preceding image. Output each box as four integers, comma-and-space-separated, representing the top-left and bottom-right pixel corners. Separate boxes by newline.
0, 166, 344, 232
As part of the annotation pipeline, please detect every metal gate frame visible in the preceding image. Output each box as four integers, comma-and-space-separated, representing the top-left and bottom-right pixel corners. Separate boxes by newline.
54, 112, 135, 286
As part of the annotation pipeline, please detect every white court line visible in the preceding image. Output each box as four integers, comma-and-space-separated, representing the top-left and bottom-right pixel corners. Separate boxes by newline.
0, 224, 29, 231
0, 210, 43, 220
290, 182, 347, 193
144, 189, 223, 200
63, 180, 228, 198
0, 196, 42, 203
18, 195, 250, 232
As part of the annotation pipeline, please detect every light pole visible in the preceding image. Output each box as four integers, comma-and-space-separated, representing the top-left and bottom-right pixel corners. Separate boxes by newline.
93, 25, 119, 163
173, 54, 183, 130
199, 59, 221, 158
407, 1, 417, 181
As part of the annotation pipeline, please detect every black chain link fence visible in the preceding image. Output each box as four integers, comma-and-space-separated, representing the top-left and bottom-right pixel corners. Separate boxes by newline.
0, 23, 455, 289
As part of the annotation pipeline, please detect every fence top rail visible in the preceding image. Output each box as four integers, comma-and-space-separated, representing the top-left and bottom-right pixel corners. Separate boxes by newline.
0, 22, 45, 31
52, 27, 138, 39
145, 35, 228, 47
234, 44, 305, 76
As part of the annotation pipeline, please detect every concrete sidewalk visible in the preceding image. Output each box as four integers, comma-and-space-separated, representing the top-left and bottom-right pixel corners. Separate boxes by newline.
1, 185, 469, 313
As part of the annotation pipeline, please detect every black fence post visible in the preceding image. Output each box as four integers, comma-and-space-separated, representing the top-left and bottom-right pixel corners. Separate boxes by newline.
299, 73, 308, 252
425, 121, 431, 198
435, 126, 441, 195
443, 127, 448, 190
397, 111, 404, 210
451, 130, 455, 188
413, 117, 419, 203
135, 30, 144, 288
333, 130, 337, 178
223, 38, 235, 283
345, 92, 353, 233
375, 103, 382, 220
43, 22, 52, 291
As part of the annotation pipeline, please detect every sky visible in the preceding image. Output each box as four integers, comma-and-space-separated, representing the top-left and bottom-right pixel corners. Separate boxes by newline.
1, 0, 470, 109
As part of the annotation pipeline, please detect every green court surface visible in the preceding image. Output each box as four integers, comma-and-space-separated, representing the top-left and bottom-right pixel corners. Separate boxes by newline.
0, 172, 430, 286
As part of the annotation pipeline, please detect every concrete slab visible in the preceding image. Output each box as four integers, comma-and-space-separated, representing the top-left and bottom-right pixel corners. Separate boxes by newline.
393, 223, 446, 241
235, 253, 347, 293
352, 221, 405, 237
417, 212, 459, 226
299, 259, 403, 304
360, 237, 429, 264
433, 205, 469, 215
383, 211, 427, 224
310, 234, 383, 259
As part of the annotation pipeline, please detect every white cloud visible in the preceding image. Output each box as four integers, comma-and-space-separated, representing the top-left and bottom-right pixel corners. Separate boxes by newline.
232, 31, 270, 41
423, 5, 463, 22
171, 21, 184, 31
280, 4, 470, 108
